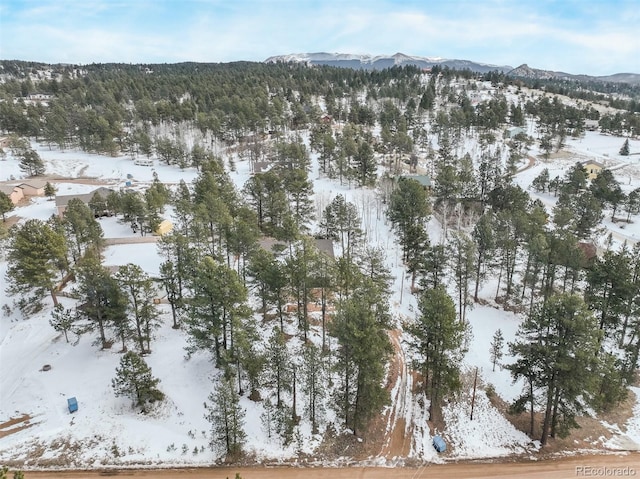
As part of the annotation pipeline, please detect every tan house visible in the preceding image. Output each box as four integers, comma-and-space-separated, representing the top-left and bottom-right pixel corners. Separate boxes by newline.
0, 184, 25, 205
18, 179, 47, 197
154, 219, 173, 236
55, 187, 115, 217
580, 160, 605, 180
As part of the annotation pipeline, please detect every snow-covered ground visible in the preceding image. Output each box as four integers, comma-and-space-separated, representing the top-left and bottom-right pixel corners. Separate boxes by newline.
2, 126, 640, 468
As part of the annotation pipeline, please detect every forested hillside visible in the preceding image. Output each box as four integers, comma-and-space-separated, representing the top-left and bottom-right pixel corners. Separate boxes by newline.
1, 60, 639, 467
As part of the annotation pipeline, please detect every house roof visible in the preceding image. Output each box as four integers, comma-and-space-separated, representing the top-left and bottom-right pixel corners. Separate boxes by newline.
55, 187, 115, 207
398, 175, 432, 188
314, 238, 335, 259
18, 179, 47, 189
579, 160, 605, 169
0, 184, 21, 195
258, 237, 335, 259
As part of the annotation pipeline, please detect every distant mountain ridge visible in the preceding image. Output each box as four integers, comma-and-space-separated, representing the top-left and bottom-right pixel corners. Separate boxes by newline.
507, 63, 640, 85
265, 53, 640, 85
264, 52, 513, 74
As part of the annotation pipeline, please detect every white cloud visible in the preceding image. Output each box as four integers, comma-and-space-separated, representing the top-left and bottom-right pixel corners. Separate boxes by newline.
1, 0, 637, 75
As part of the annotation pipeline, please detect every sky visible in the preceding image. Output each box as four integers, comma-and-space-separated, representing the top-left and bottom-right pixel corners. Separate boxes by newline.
0, 0, 638, 76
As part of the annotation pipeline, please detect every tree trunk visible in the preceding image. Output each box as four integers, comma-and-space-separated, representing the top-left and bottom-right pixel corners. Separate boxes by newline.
50, 288, 59, 307
550, 387, 561, 438
541, 381, 555, 446
529, 377, 535, 437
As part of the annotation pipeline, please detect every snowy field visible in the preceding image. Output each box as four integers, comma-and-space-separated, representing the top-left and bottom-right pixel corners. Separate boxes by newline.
2, 128, 640, 468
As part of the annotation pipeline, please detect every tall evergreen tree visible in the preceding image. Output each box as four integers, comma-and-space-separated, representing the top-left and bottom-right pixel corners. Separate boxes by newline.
75, 252, 128, 349
116, 263, 161, 353
449, 231, 476, 322
18, 148, 45, 176
205, 376, 246, 457
301, 342, 325, 434
489, 329, 504, 372
387, 177, 431, 263
331, 280, 392, 436
62, 197, 104, 262
185, 256, 247, 363
6, 219, 67, 308
508, 294, 602, 445
406, 286, 466, 422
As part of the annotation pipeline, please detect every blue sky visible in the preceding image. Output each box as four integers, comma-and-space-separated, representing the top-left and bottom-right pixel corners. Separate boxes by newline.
1, 0, 638, 76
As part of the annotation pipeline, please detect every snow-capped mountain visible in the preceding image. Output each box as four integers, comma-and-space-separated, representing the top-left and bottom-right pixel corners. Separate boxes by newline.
264, 52, 513, 73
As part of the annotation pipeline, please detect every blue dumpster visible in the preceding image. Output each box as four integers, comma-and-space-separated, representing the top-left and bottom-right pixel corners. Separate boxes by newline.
433, 435, 446, 453
67, 397, 78, 413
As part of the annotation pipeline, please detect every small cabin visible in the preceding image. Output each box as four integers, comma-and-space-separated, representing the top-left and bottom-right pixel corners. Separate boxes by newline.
67, 397, 78, 413
433, 435, 446, 453
505, 126, 525, 139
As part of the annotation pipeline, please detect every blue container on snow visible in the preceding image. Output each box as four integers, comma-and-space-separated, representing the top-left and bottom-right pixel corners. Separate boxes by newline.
67, 397, 78, 413
433, 435, 446, 453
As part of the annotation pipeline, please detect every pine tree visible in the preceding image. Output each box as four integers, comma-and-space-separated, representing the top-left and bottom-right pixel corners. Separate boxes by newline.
185, 256, 247, 363
387, 177, 431, 264
116, 264, 161, 354
353, 139, 377, 187
160, 260, 181, 329
75, 252, 128, 349
301, 342, 325, 433
49, 304, 78, 343
407, 285, 466, 422
472, 213, 496, 301
331, 280, 392, 436
44, 181, 56, 200
508, 294, 602, 445
18, 148, 45, 176
320, 194, 362, 264
0, 191, 14, 221
112, 351, 164, 411
62, 197, 104, 262
531, 168, 550, 193
619, 138, 630, 156
205, 376, 246, 457
7, 219, 67, 308
589, 169, 625, 220
285, 237, 318, 341
265, 327, 291, 408
449, 231, 476, 322
489, 329, 504, 372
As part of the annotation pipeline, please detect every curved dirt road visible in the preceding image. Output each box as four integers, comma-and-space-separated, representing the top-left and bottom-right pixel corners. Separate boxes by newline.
21, 453, 640, 478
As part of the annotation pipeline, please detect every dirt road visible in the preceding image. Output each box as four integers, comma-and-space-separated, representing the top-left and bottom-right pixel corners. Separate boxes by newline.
380, 329, 413, 458
20, 453, 640, 478
103, 236, 159, 245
